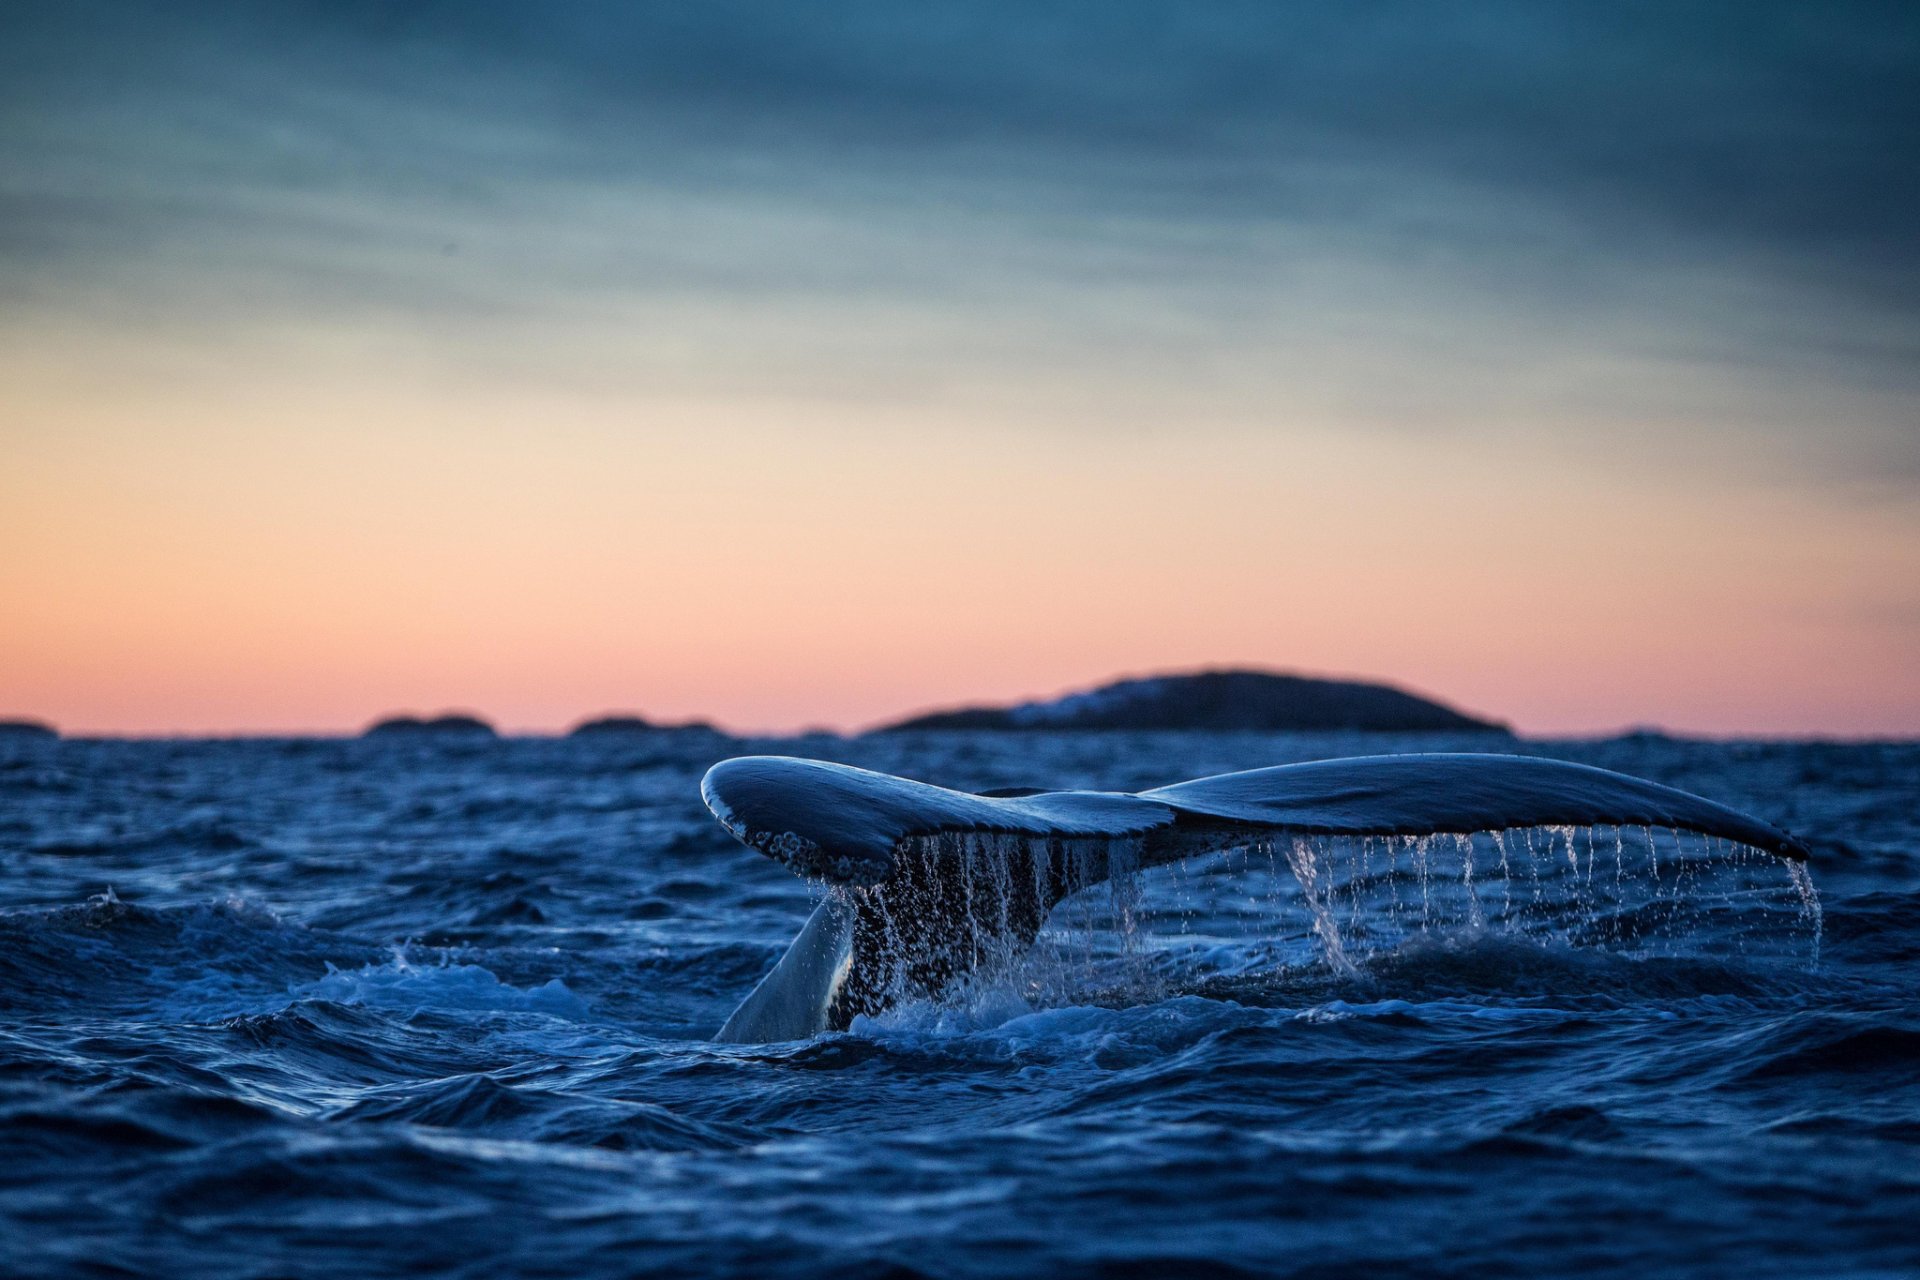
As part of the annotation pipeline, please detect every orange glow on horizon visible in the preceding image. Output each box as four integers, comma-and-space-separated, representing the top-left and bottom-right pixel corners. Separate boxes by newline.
4, 326, 1917, 740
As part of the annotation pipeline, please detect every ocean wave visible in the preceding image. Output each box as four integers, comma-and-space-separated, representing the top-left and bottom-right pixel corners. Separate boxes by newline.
26, 817, 255, 859
1731, 1013, 1920, 1084
296, 954, 591, 1020
0, 895, 377, 1020
329, 1073, 759, 1151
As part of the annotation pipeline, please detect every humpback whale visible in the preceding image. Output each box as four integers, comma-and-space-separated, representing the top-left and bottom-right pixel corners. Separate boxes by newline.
701, 753, 1811, 1042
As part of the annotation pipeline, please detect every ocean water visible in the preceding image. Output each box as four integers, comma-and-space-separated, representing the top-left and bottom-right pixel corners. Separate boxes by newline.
1, 730, 1915, 1279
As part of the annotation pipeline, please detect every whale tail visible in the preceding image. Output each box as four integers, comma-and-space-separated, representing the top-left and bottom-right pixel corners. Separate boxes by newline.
702, 753, 1811, 1043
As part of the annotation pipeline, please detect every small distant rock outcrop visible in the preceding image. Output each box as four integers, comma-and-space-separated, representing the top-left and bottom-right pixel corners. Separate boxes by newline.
0, 718, 58, 740
878, 669, 1507, 734
363, 713, 497, 739
568, 713, 720, 737
568, 714, 720, 737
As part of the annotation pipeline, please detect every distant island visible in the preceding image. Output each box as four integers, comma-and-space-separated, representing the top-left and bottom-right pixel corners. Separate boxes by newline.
569, 714, 721, 737
0, 719, 58, 740
878, 669, 1507, 734
350, 674, 1502, 739
363, 713, 497, 738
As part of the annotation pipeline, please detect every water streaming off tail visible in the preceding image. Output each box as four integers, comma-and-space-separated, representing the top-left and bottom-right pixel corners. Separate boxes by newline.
832, 831, 1147, 1025
847, 825, 1822, 1024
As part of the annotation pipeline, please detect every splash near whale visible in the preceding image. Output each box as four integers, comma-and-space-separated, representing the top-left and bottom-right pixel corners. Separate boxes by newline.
701, 753, 1815, 1042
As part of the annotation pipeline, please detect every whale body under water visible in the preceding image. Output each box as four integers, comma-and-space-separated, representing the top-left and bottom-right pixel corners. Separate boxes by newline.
701, 753, 1812, 1042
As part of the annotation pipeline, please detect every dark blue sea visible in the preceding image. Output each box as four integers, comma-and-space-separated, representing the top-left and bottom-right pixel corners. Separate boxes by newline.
2, 731, 1916, 1278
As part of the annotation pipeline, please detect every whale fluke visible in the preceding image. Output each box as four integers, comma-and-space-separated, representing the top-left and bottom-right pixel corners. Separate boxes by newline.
701, 753, 1810, 1042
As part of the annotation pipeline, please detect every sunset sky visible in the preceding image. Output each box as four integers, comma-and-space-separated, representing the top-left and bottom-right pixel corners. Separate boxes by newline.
3, 2, 1917, 737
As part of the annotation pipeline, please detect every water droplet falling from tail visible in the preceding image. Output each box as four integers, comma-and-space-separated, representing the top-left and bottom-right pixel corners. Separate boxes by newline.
1280, 837, 1358, 978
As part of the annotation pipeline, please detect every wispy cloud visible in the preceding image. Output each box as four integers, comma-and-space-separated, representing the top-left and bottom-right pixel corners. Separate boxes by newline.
2, 1, 1916, 482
